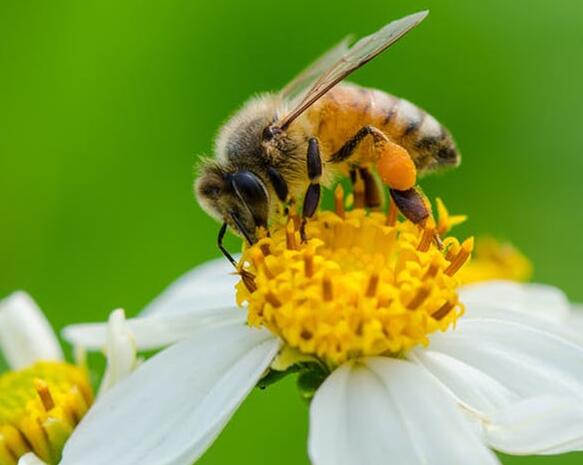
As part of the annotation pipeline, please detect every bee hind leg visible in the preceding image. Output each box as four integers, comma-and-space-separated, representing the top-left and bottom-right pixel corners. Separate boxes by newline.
300, 137, 322, 242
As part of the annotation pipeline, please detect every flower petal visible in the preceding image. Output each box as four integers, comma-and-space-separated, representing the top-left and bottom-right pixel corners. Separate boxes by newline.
485, 396, 583, 455
60, 321, 280, 465
0, 291, 63, 369
460, 281, 570, 323
18, 453, 48, 465
141, 256, 240, 316
412, 317, 583, 414
309, 357, 499, 465
62, 307, 245, 351
98, 309, 139, 395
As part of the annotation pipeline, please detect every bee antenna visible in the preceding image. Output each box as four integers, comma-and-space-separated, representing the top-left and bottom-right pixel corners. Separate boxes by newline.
217, 222, 238, 269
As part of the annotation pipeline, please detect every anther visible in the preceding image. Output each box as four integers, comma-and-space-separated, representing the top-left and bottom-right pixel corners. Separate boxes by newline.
239, 269, 257, 293
445, 237, 474, 276
417, 218, 436, 252
260, 243, 271, 256
322, 275, 334, 302
366, 273, 380, 297
386, 200, 398, 226
286, 220, 298, 250
34, 379, 55, 412
407, 286, 431, 309
304, 249, 315, 278
334, 184, 345, 219
265, 292, 282, 308
432, 300, 457, 320
423, 262, 439, 279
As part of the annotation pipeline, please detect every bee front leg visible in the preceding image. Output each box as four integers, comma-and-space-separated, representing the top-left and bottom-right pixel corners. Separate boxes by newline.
300, 137, 322, 241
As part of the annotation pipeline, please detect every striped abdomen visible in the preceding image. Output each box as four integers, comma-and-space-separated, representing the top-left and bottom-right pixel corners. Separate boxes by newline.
304, 82, 460, 174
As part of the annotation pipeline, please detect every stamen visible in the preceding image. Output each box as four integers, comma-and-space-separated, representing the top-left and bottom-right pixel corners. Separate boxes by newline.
260, 243, 271, 256
432, 300, 457, 320
445, 237, 474, 276
34, 379, 55, 412
386, 200, 398, 226
286, 220, 297, 250
265, 292, 282, 308
304, 249, 315, 278
366, 273, 379, 297
322, 275, 334, 302
334, 184, 345, 219
417, 218, 436, 252
407, 285, 431, 309
239, 269, 257, 293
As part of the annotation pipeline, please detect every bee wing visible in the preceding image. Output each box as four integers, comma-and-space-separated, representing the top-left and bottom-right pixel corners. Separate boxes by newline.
279, 36, 352, 104
277, 10, 428, 129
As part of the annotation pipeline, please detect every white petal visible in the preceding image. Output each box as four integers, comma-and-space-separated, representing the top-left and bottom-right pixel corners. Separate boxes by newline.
460, 281, 570, 323
98, 309, 138, 395
61, 321, 280, 465
486, 397, 583, 455
413, 317, 583, 416
18, 453, 48, 465
62, 307, 245, 351
0, 291, 63, 369
567, 304, 583, 343
141, 256, 240, 316
309, 357, 499, 465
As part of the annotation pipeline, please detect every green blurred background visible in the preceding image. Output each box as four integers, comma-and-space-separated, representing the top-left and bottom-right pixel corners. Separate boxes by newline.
1, 0, 582, 463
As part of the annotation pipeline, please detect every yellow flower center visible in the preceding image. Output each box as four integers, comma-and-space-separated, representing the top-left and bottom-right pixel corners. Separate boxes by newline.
0, 362, 93, 465
236, 187, 473, 365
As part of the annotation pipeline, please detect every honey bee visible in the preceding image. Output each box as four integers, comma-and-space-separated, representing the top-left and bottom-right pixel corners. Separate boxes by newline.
195, 10, 459, 265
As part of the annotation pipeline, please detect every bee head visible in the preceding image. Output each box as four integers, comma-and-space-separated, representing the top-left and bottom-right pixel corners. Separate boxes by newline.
195, 160, 270, 244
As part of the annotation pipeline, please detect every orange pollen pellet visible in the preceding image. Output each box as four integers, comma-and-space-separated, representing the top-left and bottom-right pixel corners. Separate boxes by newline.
304, 250, 315, 278
286, 220, 297, 250
334, 184, 345, 219
407, 286, 431, 309
386, 200, 398, 226
34, 379, 55, 412
433, 300, 457, 320
445, 237, 474, 276
322, 276, 334, 302
366, 273, 380, 297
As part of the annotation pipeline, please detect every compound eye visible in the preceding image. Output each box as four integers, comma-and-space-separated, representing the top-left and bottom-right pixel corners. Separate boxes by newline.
230, 170, 269, 227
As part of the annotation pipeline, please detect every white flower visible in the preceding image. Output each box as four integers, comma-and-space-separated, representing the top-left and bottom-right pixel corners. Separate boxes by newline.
0, 291, 138, 465
62, 256, 583, 465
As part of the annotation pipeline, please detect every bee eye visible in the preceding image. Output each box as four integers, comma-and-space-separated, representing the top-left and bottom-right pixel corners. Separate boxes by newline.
230, 170, 269, 227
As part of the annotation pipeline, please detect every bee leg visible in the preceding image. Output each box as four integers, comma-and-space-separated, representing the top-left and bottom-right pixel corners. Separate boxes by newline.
330, 125, 417, 191
300, 137, 322, 242
358, 166, 383, 209
389, 187, 431, 225
267, 165, 291, 217
217, 222, 238, 269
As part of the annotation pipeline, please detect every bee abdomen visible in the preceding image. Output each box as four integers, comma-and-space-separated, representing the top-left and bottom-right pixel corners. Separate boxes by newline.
373, 93, 458, 170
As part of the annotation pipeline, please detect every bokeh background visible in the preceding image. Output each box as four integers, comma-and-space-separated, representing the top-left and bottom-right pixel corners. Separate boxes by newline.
1, 0, 582, 463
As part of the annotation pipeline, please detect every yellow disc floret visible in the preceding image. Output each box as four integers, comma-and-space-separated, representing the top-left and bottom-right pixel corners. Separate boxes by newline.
237, 187, 473, 365
0, 362, 93, 465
